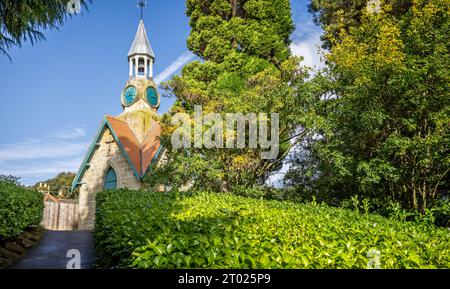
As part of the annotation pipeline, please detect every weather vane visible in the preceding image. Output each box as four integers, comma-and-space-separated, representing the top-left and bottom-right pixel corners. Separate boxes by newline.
137, 0, 147, 20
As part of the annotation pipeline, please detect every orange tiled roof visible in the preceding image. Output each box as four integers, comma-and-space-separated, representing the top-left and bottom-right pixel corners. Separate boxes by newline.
106, 115, 161, 177
142, 121, 162, 174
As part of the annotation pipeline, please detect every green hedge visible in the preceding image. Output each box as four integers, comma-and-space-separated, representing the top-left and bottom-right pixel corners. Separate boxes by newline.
0, 180, 44, 240
94, 190, 450, 269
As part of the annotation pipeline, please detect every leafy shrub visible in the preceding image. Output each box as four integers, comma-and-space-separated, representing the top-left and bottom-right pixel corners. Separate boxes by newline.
341, 196, 450, 228
0, 179, 44, 240
0, 175, 20, 186
94, 190, 450, 269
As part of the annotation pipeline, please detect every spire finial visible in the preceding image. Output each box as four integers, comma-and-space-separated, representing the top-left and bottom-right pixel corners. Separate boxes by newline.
137, 0, 147, 20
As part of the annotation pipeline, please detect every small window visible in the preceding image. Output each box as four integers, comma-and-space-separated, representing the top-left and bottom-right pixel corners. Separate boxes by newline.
104, 167, 117, 190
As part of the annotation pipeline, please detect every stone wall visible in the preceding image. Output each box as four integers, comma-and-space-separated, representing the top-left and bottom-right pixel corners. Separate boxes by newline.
78, 128, 141, 230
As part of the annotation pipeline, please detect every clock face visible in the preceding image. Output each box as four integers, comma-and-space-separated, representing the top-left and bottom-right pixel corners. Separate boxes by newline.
123, 86, 137, 106
146, 86, 159, 107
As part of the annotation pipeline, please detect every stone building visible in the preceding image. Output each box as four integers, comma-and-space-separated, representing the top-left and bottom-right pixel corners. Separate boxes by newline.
71, 20, 162, 229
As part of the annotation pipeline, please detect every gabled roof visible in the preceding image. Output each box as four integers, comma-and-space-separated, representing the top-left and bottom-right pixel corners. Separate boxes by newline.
71, 115, 161, 191
106, 116, 142, 174
128, 20, 155, 59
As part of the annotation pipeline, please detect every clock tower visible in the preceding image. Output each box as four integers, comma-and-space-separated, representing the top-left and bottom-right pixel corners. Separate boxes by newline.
72, 14, 163, 230
119, 18, 161, 142
122, 19, 160, 113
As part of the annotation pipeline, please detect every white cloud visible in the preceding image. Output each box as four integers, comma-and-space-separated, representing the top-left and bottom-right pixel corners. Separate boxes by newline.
290, 33, 324, 71
0, 158, 82, 177
52, 127, 86, 140
0, 127, 88, 185
154, 51, 196, 85
0, 140, 88, 161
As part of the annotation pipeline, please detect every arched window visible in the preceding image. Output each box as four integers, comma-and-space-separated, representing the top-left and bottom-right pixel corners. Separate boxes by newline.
104, 167, 117, 190
138, 58, 145, 75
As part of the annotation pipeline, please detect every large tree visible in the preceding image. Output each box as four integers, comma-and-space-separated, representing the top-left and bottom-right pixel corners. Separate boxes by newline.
286, 0, 449, 212
145, 0, 315, 192
0, 0, 89, 59
309, 0, 412, 49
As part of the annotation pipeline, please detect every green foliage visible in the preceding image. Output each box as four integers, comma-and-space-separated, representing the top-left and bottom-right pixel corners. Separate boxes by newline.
0, 0, 90, 59
0, 175, 21, 186
286, 0, 450, 212
340, 197, 450, 228
362, 198, 371, 216
94, 189, 450, 269
0, 178, 44, 241
386, 200, 415, 222
309, 0, 413, 49
351, 195, 360, 214
186, 0, 293, 64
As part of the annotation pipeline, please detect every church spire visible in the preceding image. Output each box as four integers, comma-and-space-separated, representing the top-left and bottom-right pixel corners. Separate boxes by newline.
128, 20, 155, 59
128, 2, 155, 79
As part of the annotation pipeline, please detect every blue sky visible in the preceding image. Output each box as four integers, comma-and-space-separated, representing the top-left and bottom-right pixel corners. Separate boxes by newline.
0, 0, 322, 186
